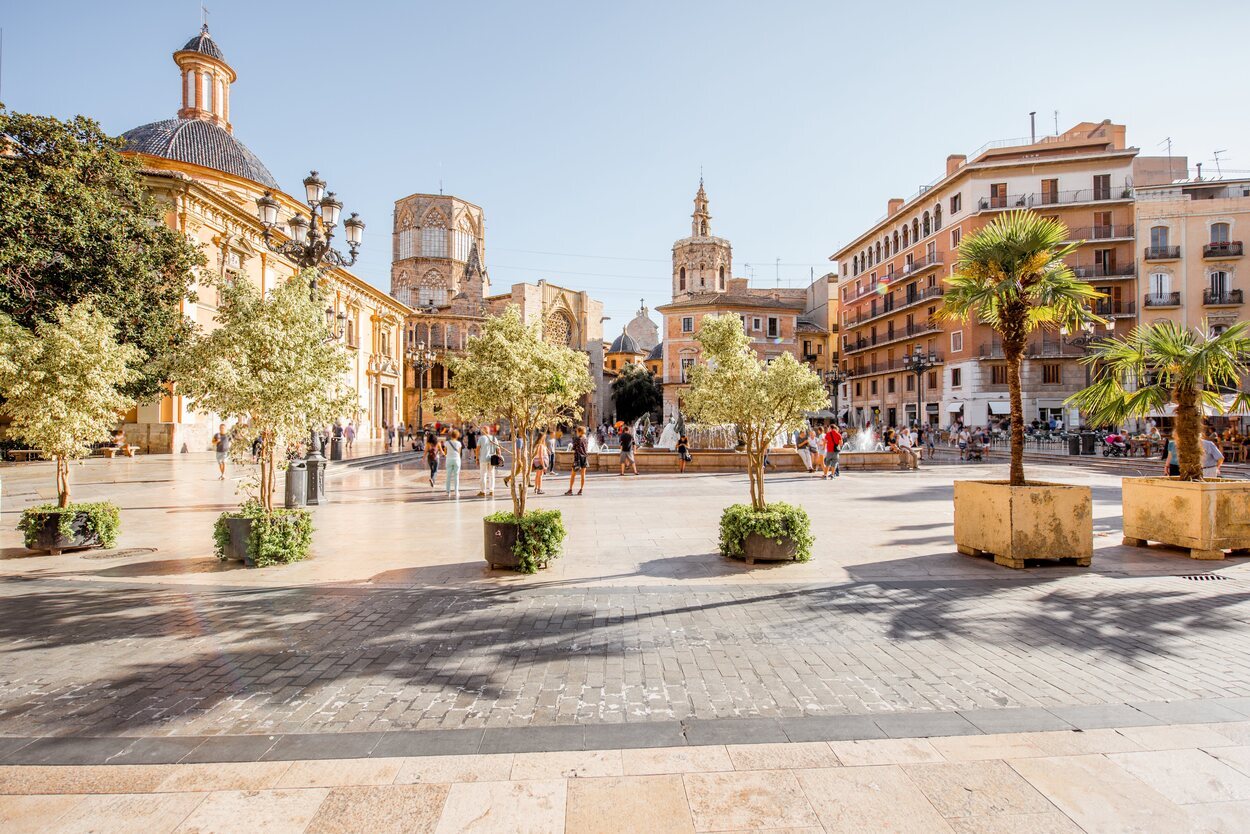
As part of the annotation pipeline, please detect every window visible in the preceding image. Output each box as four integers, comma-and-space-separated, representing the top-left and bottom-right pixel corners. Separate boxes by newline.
912, 219, 919, 242
1043, 364, 1061, 384
1093, 174, 1111, 200
990, 183, 1007, 209
928, 370, 937, 389
752, 317, 762, 331
903, 226, 910, 247
1211, 222, 1231, 244
1095, 248, 1116, 275
1149, 272, 1172, 295
679, 267, 686, 290
887, 377, 896, 393
680, 357, 695, 382
951, 330, 963, 353
855, 381, 862, 396
453, 228, 475, 261
719, 265, 725, 289
767, 317, 779, 338
991, 365, 1008, 385
398, 227, 417, 259
421, 226, 448, 258
1210, 270, 1230, 295
681, 316, 694, 333
950, 193, 962, 213
951, 228, 961, 248
951, 368, 962, 387
1041, 178, 1059, 205
1150, 225, 1169, 249
1093, 211, 1113, 238
933, 204, 942, 231
923, 211, 931, 237
870, 380, 878, 395
905, 375, 914, 392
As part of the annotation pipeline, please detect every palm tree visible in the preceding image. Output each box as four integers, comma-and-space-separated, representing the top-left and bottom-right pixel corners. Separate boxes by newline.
1069, 320, 1250, 481
939, 211, 1103, 486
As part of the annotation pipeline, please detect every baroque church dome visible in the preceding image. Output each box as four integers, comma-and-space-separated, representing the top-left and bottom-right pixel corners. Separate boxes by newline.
609, 329, 642, 355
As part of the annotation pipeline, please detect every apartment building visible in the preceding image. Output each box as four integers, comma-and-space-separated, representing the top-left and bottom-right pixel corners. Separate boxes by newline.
829, 120, 1185, 430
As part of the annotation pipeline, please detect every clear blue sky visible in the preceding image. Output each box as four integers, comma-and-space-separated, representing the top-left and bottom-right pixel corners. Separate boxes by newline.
4, 0, 1247, 330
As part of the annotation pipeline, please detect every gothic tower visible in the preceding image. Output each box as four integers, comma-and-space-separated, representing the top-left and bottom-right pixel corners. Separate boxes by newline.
671, 179, 732, 300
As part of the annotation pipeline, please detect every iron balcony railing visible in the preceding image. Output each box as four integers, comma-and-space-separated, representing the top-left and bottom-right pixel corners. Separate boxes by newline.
1144, 292, 1182, 308
1093, 299, 1136, 317
977, 187, 1133, 212
1203, 241, 1244, 258
1069, 262, 1136, 279
1063, 224, 1135, 242
849, 352, 945, 377
843, 320, 941, 354
1144, 245, 1181, 260
978, 341, 1089, 359
845, 286, 945, 327
1203, 289, 1244, 306
902, 252, 944, 275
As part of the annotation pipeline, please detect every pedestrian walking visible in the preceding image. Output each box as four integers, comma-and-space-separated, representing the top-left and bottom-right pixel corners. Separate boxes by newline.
478, 427, 501, 496
546, 430, 558, 474
344, 421, 356, 452
532, 431, 551, 493
425, 430, 443, 488
444, 429, 463, 499
796, 427, 814, 473
1202, 429, 1225, 479
565, 426, 589, 495
212, 423, 231, 480
677, 434, 692, 473
618, 425, 638, 475
821, 424, 842, 479
466, 426, 479, 466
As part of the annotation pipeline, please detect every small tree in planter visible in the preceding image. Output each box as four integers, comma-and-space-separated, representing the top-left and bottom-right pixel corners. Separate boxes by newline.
939, 210, 1104, 568
0, 302, 139, 553
448, 306, 593, 572
1069, 319, 1250, 560
179, 272, 354, 567
683, 314, 827, 563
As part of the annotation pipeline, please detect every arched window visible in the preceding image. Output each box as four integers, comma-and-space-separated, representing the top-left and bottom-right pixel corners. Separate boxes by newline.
852, 256, 859, 275
420, 210, 449, 257
893, 231, 900, 253
419, 270, 447, 307
902, 226, 909, 248
431, 364, 445, 389
679, 267, 686, 290
184, 70, 195, 107
933, 204, 942, 231
1210, 270, 1231, 295
719, 265, 725, 289
202, 73, 214, 112
923, 211, 931, 237
699, 262, 706, 287
912, 219, 920, 242
875, 242, 882, 262
1211, 222, 1231, 244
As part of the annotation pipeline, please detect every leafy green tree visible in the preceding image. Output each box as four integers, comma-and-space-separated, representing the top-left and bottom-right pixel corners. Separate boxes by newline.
683, 314, 828, 510
0, 107, 204, 400
939, 211, 1103, 486
178, 271, 355, 514
1069, 320, 1250, 481
0, 302, 140, 506
449, 307, 594, 517
611, 362, 662, 424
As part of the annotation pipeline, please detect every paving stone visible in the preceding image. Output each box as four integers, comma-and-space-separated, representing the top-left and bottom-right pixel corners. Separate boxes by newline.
874, 711, 981, 739
957, 708, 1073, 734
682, 717, 788, 746
1046, 704, 1162, 730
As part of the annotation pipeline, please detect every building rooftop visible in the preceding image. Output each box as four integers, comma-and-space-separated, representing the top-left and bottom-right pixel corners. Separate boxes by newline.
122, 118, 279, 189
177, 25, 226, 62
608, 330, 642, 354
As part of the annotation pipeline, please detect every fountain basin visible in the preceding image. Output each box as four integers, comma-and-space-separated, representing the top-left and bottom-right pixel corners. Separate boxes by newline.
555, 448, 809, 473
838, 450, 918, 471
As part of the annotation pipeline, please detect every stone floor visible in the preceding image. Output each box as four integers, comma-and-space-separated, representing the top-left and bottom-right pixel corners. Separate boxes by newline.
6, 719, 1250, 832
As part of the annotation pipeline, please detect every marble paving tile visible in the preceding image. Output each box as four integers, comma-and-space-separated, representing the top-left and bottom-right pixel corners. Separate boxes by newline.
947, 812, 1084, 834
394, 754, 516, 784
275, 757, 404, 789
0, 764, 172, 795
173, 788, 330, 834
154, 762, 294, 793
903, 760, 1053, 818
433, 779, 566, 834
1108, 749, 1250, 804
1184, 799, 1250, 833
682, 769, 819, 831
1008, 754, 1192, 834
725, 741, 841, 770
1112, 723, 1238, 751
1199, 721, 1250, 745
1207, 745, 1250, 779
929, 734, 1049, 762
795, 764, 954, 833
620, 745, 733, 776
565, 775, 694, 834
304, 784, 449, 834
509, 749, 623, 780
48, 791, 206, 834
0, 795, 85, 834
1017, 729, 1143, 756
827, 738, 944, 767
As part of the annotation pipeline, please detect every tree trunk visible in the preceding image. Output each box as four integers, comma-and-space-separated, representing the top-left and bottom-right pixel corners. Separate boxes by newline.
259, 433, 275, 514
512, 426, 528, 518
1174, 386, 1203, 481
1004, 340, 1026, 487
56, 457, 70, 508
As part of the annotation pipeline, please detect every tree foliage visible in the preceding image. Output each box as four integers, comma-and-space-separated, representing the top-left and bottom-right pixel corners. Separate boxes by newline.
683, 314, 828, 510
1068, 320, 1250, 481
0, 107, 204, 400
938, 210, 1103, 486
611, 362, 662, 424
178, 271, 355, 513
449, 306, 594, 517
0, 302, 141, 506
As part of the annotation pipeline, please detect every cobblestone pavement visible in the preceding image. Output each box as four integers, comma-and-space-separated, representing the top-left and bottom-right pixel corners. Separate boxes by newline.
3, 571, 1250, 739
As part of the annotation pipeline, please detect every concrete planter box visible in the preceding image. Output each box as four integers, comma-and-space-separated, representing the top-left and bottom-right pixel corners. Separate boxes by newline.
953, 480, 1092, 569
27, 511, 102, 555
840, 450, 918, 471
222, 517, 255, 566
1122, 477, 1250, 560
483, 518, 524, 570
741, 532, 799, 564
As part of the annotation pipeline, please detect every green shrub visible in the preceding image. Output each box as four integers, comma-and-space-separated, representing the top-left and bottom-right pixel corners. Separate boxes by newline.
484, 509, 566, 573
18, 501, 121, 549
213, 500, 313, 567
718, 502, 814, 562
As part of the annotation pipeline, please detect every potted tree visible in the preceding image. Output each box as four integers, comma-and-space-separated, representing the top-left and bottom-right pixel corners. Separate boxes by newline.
449, 307, 593, 572
940, 211, 1104, 568
0, 303, 139, 554
683, 314, 827, 564
1069, 319, 1250, 560
179, 272, 355, 567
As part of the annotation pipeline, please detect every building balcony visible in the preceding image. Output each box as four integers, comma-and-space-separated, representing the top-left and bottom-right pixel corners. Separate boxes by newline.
1203, 289, 1244, 306
845, 286, 945, 327
1063, 224, 1135, 243
978, 340, 1089, 359
902, 252, 945, 276
1093, 299, 1136, 318
843, 320, 941, 354
1144, 292, 1182, 308
1144, 245, 1181, 261
848, 352, 945, 377
977, 187, 1133, 212
1069, 262, 1135, 281
1203, 241, 1244, 258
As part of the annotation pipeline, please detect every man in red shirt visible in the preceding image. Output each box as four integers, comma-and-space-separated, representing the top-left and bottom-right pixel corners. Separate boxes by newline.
822, 424, 843, 480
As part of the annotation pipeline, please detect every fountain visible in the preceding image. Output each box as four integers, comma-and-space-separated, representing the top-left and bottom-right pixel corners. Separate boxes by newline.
839, 427, 918, 471
655, 417, 679, 450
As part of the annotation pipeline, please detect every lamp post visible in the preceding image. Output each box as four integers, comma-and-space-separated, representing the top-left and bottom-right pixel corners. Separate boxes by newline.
823, 367, 846, 426
902, 346, 938, 430
255, 171, 364, 464
1061, 319, 1115, 428
406, 342, 438, 433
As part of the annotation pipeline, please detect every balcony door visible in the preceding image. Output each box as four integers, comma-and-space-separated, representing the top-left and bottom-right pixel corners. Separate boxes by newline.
1150, 225, 1169, 249
1210, 270, 1230, 296
1211, 223, 1231, 245
1093, 174, 1111, 201
1041, 178, 1059, 205
1094, 248, 1116, 275
1149, 272, 1172, 297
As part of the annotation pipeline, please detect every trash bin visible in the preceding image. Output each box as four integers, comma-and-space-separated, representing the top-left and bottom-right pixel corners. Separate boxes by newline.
284, 461, 308, 508
306, 458, 325, 505
1068, 435, 1081, 456
1080, 432, 1097, 455
330, 436, 344, 461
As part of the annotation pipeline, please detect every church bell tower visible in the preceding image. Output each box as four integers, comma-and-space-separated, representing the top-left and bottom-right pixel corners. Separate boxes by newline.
671, 179, 732, 300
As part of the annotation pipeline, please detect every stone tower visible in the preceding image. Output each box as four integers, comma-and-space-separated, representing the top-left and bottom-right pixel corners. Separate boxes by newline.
391, 194, 488, 314
671, 180, 732, 300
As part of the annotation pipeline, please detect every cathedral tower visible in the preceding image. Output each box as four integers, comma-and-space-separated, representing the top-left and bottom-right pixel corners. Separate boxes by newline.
671, 180, 732, 300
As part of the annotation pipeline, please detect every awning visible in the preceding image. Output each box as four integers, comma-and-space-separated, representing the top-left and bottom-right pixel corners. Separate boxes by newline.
988, 402, 1011, 415
926, 403, 940, 412
805, 409, 836, 419
947, 403, 964, 412
1148, 396, 1250, 418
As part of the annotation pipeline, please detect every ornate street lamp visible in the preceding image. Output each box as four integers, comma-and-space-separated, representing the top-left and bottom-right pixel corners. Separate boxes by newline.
823, 367, 846, 426
902, 346, 939, 429
256, 170, 364, 300
406, 342, 438, 432
1061, 319, 1115, 428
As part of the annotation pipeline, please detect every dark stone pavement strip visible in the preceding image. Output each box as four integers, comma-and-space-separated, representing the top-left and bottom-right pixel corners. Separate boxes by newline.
2, 575, 1250, 744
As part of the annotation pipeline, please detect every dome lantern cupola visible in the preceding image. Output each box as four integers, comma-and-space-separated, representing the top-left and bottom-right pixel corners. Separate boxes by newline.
174, 24, 237, 132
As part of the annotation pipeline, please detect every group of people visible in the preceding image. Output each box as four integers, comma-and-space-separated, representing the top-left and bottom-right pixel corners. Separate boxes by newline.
793, 424, 846, 478
418, 423, 601, 500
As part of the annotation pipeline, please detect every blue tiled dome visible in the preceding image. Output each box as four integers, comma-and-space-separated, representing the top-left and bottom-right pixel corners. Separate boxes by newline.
121, 118, 279, 189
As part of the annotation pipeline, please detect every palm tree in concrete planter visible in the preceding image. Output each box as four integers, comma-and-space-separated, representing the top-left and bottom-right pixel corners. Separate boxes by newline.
939, 210, 1104, 568
1069, 319, 1250, 560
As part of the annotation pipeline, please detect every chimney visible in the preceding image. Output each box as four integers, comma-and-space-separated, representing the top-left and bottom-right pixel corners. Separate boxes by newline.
886, 198, 904, 217
946, 154, 966, 176
1196, 163, 1203, 181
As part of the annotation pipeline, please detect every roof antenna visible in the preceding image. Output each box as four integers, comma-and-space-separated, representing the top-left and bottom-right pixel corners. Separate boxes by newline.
1214, 149, 1227, 178
1053, 110, 1059, 136
775, 258, 780, 288
1029, 111, 1036, 144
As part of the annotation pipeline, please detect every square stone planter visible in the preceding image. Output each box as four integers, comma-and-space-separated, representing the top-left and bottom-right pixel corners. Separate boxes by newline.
953, 480, 1092, 569
1122, 477, 1250, 560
